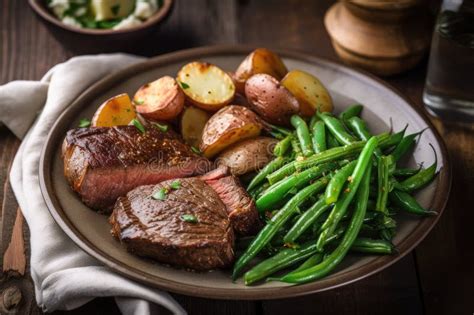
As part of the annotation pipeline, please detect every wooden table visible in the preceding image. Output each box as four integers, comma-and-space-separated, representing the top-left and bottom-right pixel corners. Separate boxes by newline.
1, 1, 473, 314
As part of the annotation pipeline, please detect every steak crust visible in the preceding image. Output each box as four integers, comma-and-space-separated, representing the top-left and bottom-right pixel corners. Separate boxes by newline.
110, 177, 234, 270
62, 126, 212, 213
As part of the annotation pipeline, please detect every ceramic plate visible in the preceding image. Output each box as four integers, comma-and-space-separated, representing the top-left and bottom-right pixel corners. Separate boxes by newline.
39, 46, 451, 299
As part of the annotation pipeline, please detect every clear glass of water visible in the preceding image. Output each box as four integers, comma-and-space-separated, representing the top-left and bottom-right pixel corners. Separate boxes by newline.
423, 0, 474, 122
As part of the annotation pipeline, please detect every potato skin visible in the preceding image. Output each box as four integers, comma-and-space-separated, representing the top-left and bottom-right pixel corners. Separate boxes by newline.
177, 62, 235, 111
92, 93, 137, 127
180, 106, 211, 147
200, 105, 262, 158
216, 137, 278, 176
133, 76, 185, 121
245, 73, 299, 125
281, 70, 333, 116
234, 48, 288, 94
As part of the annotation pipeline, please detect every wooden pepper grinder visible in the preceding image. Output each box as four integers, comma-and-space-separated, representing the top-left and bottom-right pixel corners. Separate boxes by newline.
325, 0, 434, 76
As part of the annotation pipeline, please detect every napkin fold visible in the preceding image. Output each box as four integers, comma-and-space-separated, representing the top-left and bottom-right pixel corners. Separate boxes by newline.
0, 54, 186, 315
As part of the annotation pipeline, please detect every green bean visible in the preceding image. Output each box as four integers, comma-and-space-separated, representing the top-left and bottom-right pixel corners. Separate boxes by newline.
296, 141, 364, 170
375, 155, 395, 214
311, 120, 327, 153
296, 133, 389, 171
339, 104, 363, 121
389, 190, 437, 216
393, 166, 422, 178
243, 241, 319, 285
268, 131, 286, 140
309, 115, 319, 130
317, 137, 378, 250
232, 178, 329, 279
291, 115, 314, 157
267, 161, 297, 185
292, 253, 324, 274
262, 121, 292, 136
347, 116, 382, 158
382, 128, 406, 149
249, 182, 269, 199
273, 134, 293, 157
326, 131, 340, 148
324, 160, 357, 205
248, 157, 290, 191
291, 137, 303, 157
396, 152, 437, 192
350, 238, 394, 254
391, 131, 423, 162
283, 198, 332, 243
279, 164, 371, 283
257, 162, 339, 211
317, 112, 357, 145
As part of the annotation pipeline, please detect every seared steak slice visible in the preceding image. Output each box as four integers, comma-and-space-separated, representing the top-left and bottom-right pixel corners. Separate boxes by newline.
205, 173, 261, 236
110, 177, 234, 270
62, 126, 212, 213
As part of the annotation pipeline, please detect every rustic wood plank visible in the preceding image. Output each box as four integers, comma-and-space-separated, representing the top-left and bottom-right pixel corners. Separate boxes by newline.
412, 121, 474, 315
3, 208, 26, 275
2, 0, 473, 314
261, 254, 423, 315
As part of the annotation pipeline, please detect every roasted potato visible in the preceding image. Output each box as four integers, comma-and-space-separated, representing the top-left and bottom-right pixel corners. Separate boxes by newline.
216, 137, 278, 175
180, 106, 211, 147
234, 48, 288, 94
176, 62, 235, 111
245, 73, 299, 125
200, 105, 262, 158
281, 70, 333, 116
133, 76, 185, 121
92, 93, 137, 127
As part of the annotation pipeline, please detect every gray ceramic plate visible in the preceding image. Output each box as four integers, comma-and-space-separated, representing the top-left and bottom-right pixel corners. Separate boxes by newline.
39, 46, 451, 300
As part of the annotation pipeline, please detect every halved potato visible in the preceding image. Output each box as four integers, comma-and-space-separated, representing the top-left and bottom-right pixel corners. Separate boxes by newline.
200, 105, 262, 158
245, 73, 299, 125
176, 62, 235, 111
133, 76, 185, 121
234, 48, 288, 94
281, 70, 333, 116
92, 93, 136, 127
216, 137, 278, 175
180, 106, 211, 147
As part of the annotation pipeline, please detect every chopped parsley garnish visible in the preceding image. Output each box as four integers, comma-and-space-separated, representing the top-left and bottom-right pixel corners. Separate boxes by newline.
180, 214, 198, 223
78, 118, 91, 128
153, 123, 168, 132
152, 188, 167, 200
179, 81, 190, 89
132, 118, 145, 134
170, 180, 181, 190
133, 99, 144, 105
111, 4, 120, 15
191, 146, 201, 154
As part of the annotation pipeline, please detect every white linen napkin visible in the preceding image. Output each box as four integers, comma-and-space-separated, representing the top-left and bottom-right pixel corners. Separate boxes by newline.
1, 54, 187, 315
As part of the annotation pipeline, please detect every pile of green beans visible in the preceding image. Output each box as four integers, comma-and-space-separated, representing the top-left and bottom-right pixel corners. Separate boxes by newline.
240, 105, 438, 285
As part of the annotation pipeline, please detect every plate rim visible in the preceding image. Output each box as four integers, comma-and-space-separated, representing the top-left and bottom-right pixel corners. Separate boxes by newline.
39, 44, 452, 300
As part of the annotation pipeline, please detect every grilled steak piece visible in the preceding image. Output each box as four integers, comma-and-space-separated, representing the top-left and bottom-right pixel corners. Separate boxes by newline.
62, 126, 212, 213
110, 177, 234, 270
204, 170, 261, 236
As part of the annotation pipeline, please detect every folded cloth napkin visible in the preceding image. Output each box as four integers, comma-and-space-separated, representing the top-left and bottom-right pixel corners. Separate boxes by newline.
0, 54, 187, 315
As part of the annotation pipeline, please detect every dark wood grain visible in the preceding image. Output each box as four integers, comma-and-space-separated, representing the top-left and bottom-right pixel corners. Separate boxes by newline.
1, 0, 473, 314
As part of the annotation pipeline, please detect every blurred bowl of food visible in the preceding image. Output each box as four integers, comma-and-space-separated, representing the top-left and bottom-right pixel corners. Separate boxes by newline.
29, 0, 174, 53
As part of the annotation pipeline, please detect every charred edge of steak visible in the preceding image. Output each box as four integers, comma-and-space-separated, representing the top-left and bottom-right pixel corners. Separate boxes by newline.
63, 126, 213, 213
204, 175, 262, 236
109, 178, 235, 270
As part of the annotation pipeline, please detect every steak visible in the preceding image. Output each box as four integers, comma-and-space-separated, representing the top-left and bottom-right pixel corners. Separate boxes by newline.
204, 172, 261, 236
62, 126, 212, 213
110, 177, 234, 270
